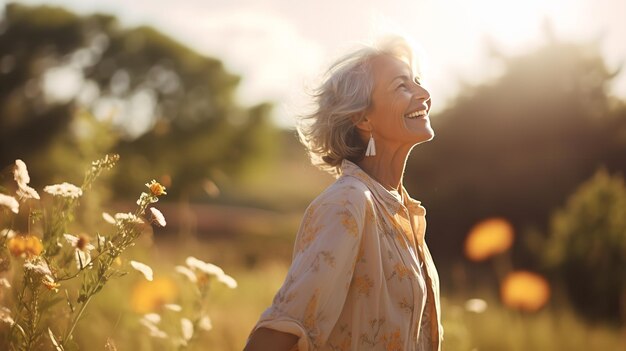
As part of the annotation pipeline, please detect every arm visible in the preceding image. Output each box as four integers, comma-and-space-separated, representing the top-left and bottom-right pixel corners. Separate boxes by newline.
243, 327, 299, 351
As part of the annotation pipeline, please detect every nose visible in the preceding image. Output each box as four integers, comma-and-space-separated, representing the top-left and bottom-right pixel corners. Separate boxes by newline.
412, 82, 431, 108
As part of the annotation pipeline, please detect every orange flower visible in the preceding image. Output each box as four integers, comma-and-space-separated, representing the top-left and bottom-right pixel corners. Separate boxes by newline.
8, 235, 43, 258
464, 218, 514, 261
146, 180, 167, 196
131, 277, 177, 313
501, 271, 550, 312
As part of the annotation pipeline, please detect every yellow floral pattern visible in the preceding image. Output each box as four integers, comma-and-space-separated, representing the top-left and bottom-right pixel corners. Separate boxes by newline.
252, 160, 443, 351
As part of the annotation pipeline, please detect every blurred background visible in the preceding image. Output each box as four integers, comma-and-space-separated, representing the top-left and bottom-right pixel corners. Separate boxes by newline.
1, 0, 625, 350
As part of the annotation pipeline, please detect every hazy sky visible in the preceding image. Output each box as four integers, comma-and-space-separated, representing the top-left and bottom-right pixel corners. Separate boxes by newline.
7, 0, 626, 126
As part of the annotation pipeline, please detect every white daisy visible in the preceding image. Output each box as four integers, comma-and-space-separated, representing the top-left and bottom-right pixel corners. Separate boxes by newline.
149, 207, 166, 227
181, 318, 194, 341
13, 160, 30, 186
24, 258, 53, 276
140, 314, 168, 339
63, 234, 95, 270
114, 212, 144, 224
0, 194, 19, 214
43, 182, 83, 199
130, 260, 153, 281
198, 315, 213, 331
175, 265, 197, 283
102, 212, 116, 224
16, 184, 40, 201
0, 229, 16, 239
185, 257, 224, 277
164, 304, 182, 312
0, 278, 10, 288
217, 273, 238, 289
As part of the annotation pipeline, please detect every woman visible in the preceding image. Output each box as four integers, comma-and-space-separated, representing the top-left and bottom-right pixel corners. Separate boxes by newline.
244, 35, 443, 351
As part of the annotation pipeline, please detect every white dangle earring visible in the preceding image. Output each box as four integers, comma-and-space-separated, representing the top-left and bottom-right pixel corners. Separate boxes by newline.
365, 132, 376, 157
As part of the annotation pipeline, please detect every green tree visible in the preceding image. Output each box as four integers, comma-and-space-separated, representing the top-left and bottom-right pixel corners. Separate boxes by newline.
543, 169, 626, 324
0, 3, 277, 199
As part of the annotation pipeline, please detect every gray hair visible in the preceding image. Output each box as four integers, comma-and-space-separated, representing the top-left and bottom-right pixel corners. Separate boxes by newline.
297, 35, 421, 176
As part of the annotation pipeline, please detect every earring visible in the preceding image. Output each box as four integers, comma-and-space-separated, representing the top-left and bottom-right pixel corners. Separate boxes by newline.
365, 133, 376, 157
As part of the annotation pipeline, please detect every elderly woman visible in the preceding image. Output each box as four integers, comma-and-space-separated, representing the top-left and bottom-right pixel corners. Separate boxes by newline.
244, 35, 443, 351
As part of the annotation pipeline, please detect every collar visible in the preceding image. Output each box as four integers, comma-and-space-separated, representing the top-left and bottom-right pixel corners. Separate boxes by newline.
340, 159, 423, 215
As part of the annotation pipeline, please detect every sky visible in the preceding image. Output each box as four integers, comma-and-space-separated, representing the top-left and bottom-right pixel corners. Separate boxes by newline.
6, 0, 626, 127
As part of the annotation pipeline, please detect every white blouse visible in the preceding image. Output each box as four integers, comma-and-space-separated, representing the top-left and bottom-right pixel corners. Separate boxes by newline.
251, 160, 443, 350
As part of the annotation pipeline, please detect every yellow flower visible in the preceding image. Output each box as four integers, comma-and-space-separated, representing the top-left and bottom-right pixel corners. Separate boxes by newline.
146, 180, 167, 196
131, 277, 177, 313
8, 235, 43, 258
464, 217, 514, 261
501, 271, 550, 312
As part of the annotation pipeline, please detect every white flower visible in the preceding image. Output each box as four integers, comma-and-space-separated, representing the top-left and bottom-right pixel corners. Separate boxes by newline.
185, 257, 224, 277
24, 258, 53, 276
114, 212, 144, 224
13, 160, 40, 201
0, 278, 11, 288
16, 184, 40, 201
1, 228, 16, 239
149, 207, 166, 227
140, 314, 167, 339
164, 304, 182, 312
130, 260, 153, 281
102, 212, 116, 224
63, 234, 95, 269
181, 318, 194, 341
175, 265, 197, 283
13, 160, 30, 185
0, 194, 19, 214
43, 182, 83, 199
198, 315, 213, 331
465, 298, 488, 313
0, 306, 14, 325
217, 273, 238, 289
142, 313, 161, 324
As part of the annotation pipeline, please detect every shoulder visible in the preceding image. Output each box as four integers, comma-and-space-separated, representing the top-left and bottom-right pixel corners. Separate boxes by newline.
308, 175, 372, 219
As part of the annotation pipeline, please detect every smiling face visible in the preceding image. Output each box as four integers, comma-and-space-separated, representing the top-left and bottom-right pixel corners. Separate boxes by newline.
362, 54, 434, 148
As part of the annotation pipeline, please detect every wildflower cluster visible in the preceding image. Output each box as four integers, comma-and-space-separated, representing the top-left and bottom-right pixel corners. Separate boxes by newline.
135, 256, 237, 348
0, 156, 168, 350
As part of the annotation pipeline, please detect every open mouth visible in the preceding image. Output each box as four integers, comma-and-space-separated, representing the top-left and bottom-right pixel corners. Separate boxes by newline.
404, 109, 428, 119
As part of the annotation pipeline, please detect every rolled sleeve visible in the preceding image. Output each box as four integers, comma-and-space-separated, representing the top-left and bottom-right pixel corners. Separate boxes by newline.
253, 200, 364, 349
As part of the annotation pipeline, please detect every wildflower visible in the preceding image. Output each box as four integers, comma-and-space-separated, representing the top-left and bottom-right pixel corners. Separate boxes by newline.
24, 258, 53, 276
0, 306, 14, 325
130, 260, 154, 281
114, 212, 144, 224
181, 256, 238, 289
42, 275, 61, 292
175, 265, 197, 283
140, 313, 168, 338
217, 273, 238, 289
164, 304, 182, 312
64, 233, 95, 269
8, 235, 43, 258
131, 277, 177, 313
149, 207, 166, 227
1, 229, 16, 239
501, 271, 550, 312
13, 160, 40, 201
464, 217, 514, 261
0, 194, 19, 214
198, 315, 213, 331
181, 318, 194, 341
13, 159, 30, 185
0, 278, 10, 288
43, 182, 83, 199
146, 180, 167, 196
464, 298, 488, 313
102, 212, 116, 224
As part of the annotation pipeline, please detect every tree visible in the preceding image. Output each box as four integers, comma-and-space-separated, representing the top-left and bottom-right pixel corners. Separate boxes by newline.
543, 169, 626, 324
0, 3, 277, 198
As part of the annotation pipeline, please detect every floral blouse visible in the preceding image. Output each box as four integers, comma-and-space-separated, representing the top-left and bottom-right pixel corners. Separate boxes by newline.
251, 160, 443, 351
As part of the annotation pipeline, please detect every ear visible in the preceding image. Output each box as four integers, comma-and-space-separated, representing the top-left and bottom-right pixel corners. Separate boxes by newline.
351, 112, 371, 133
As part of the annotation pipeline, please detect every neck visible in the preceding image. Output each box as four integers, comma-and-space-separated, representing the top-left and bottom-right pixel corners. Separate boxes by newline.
356, 143, 413, 192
